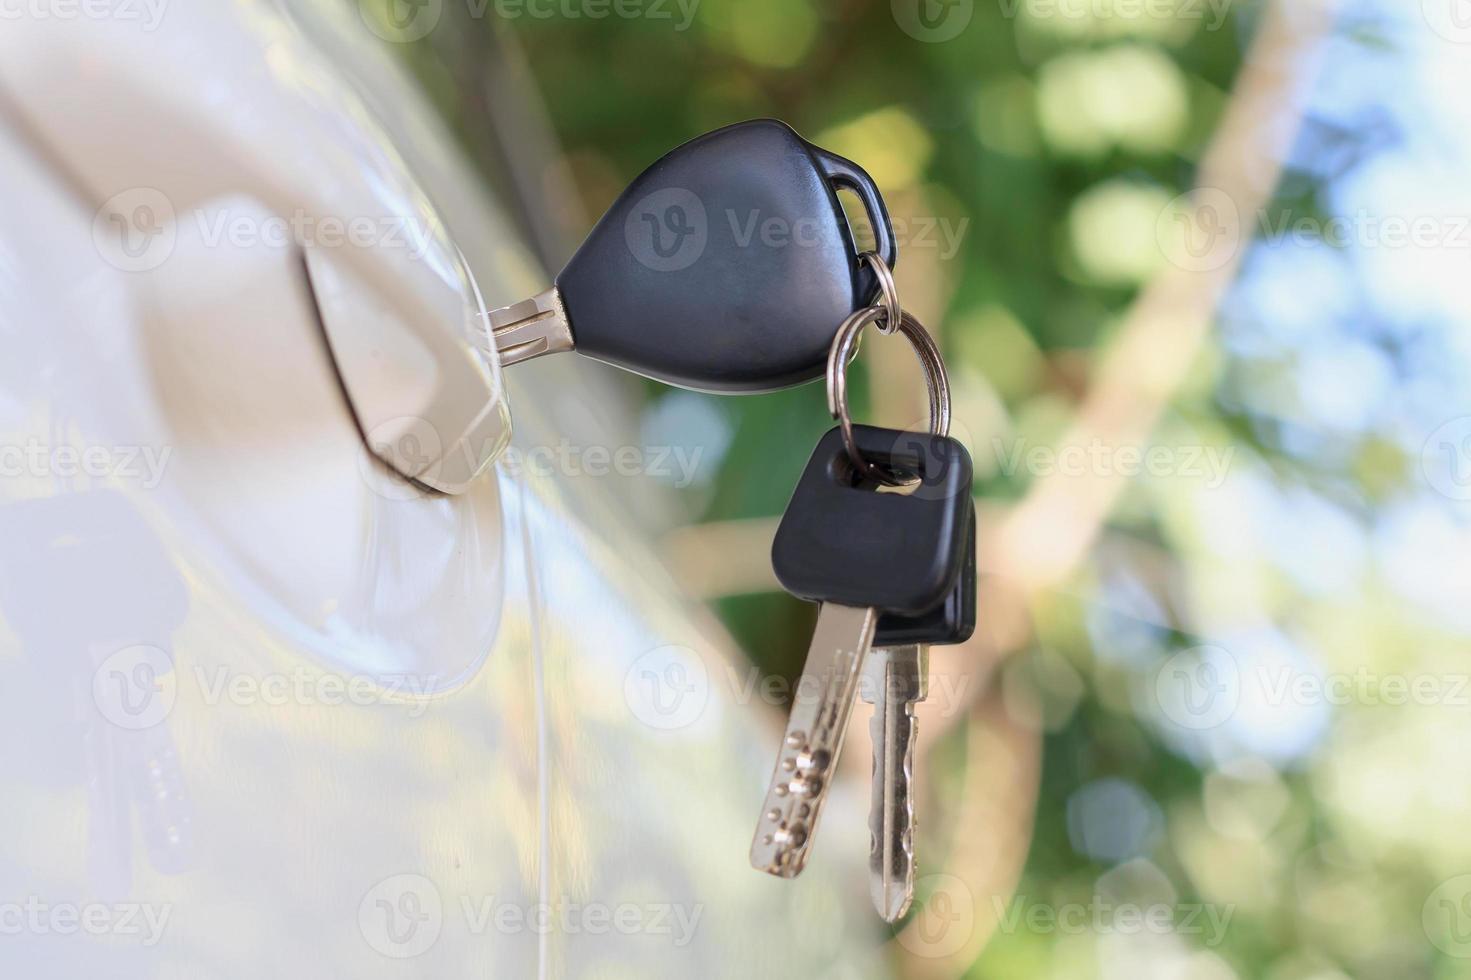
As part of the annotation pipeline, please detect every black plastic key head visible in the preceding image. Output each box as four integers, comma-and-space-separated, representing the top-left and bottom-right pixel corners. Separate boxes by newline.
556, 119, 896, 393
875, 501, 976, 646
772, 426, 974, 616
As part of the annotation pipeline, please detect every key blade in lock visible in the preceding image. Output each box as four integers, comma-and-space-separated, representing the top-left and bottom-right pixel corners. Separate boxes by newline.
487, 287, 573, 365
488, 119, 895, 393
751, 603, 877, 878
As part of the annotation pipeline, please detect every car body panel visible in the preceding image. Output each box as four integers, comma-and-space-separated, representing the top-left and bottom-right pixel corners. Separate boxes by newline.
0, 2, 885, 977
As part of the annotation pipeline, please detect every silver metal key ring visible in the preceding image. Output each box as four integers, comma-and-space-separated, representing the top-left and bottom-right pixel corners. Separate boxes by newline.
860, 251, 903, 335
826, 307, 951, 485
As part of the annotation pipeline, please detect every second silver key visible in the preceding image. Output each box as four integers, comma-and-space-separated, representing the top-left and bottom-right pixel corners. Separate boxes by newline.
862, 644, 928, 922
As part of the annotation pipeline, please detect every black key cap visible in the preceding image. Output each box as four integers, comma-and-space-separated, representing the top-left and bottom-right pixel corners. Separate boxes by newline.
770, 425, 972, 616
488, 119, 895, 393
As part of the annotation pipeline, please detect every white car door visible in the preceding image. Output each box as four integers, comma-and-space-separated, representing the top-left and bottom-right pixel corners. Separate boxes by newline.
0, 2, 887, 976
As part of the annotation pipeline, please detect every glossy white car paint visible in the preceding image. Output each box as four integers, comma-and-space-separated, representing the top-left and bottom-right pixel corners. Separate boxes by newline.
0, 2, 887, 977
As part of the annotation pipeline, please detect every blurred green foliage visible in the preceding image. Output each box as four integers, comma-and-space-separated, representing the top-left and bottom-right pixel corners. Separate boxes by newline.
384, 1, 1471, 977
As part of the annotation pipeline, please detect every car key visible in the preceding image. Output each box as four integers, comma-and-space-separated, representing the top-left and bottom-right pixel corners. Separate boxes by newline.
863, 502, 976, 922
487, 119, 895, 393
751, 425, 972, 880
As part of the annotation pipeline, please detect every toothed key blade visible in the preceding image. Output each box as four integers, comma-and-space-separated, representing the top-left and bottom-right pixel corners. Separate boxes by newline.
862, 644, 928, 922
751, 603, 877, 878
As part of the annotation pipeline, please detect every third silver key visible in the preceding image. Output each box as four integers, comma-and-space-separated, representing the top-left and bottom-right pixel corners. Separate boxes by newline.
861, 644, 929, 922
